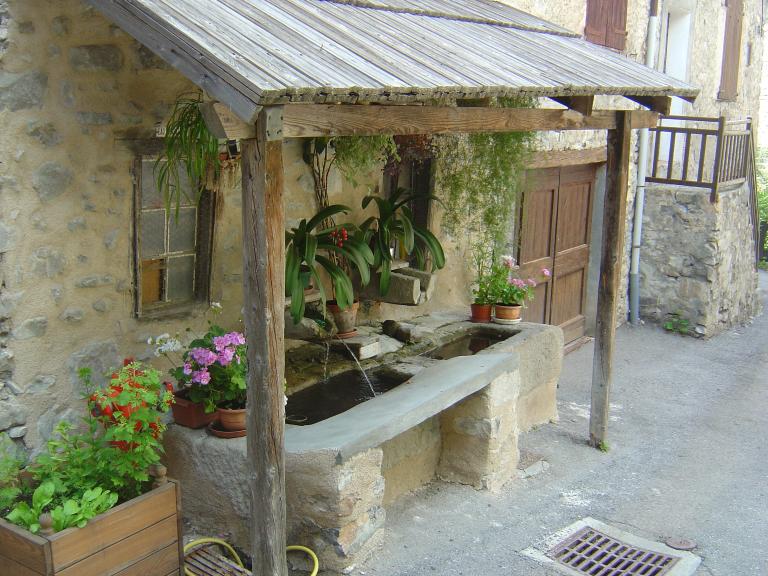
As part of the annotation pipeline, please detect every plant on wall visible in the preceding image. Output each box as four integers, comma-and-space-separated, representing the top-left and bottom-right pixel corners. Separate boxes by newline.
434, 96, 535, 252
156, 91, 221, 216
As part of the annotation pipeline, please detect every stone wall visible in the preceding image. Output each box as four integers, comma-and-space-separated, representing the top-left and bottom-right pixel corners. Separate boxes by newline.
639, 182, 760, 335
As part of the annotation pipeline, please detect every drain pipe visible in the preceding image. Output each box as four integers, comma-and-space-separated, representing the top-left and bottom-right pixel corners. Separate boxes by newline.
629, 0, 662, 325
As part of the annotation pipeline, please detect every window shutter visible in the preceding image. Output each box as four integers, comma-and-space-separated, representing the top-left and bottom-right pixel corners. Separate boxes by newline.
606, 0, 628, 51
585, 0, 608, 46
585, 0, 627, 50
718, 0, 744, 101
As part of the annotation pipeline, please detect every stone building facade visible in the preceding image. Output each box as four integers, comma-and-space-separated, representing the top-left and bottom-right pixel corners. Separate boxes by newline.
0, 0, 763, 452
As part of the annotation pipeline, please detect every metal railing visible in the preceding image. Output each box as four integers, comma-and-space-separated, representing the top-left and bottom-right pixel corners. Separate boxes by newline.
647, 115, 753, 202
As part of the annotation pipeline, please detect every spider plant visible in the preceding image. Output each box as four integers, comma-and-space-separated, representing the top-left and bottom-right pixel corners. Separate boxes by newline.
155, 91, 220, 217
359, 188, 446, 296
285, 205, 375, 324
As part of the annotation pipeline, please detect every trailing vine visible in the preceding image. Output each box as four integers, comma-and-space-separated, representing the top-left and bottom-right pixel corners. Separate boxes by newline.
156, 91, 221, 216
434, 96, 535, 253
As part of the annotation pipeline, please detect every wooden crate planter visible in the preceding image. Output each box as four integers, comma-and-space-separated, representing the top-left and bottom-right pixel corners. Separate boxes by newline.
0, 480, 183, 576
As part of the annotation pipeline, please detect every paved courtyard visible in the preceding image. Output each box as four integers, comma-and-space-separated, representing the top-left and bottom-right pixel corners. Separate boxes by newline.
354, 271, 768, 576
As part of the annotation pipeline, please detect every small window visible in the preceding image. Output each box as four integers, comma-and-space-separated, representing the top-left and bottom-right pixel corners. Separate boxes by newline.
133, 158, 215, 316
718, 0, 744, 101
585, 0, 628, 51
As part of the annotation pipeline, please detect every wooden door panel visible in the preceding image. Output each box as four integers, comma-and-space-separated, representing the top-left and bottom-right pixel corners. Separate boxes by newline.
522, 283, 549, 323
551, 269, 586, 326
557, 182, 592, 250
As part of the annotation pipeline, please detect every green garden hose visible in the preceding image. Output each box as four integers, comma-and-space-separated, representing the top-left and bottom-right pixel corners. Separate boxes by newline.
183, 537, 319, 576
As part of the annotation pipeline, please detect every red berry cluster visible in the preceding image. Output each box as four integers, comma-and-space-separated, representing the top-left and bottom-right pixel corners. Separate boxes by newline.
330, 227, 349, 248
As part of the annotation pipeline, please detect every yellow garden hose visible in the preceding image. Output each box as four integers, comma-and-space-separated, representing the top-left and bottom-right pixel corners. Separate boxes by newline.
183, 538, 319, 576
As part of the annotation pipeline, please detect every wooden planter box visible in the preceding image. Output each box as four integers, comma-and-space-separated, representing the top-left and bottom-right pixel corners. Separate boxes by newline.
0, 480, 183, 576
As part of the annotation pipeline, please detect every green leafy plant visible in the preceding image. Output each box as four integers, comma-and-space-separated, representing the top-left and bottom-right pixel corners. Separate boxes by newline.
7, 482, 117, 534
358, 188, 446, 295
285, 204, 375, 324
0, 433, 24, 512
471, 242, 495, 305
156, 91, 220, 216
663, 313, 690, 335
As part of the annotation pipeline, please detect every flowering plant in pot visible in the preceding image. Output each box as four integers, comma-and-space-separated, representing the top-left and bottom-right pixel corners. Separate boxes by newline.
490, 255, 550, 324
5, 360, 173, 531
0, 361, 184, 576
170, 326, 248, 432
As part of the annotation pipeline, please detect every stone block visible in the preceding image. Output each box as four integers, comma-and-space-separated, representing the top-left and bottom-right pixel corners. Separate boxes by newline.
76, 111, 113, 125
0, 71, 47, 111
69, 44, 123, 71
26, 374, 55, 394
30, 247, 67, 278
362, 272, 420, 305
67, 340, 119, 389
12, 317, 47, 340
75, 274, 114, 288
59, 307, 83, 323
0, 400, 26, 430
27, 122, 61, 147
33, 162, 73, 202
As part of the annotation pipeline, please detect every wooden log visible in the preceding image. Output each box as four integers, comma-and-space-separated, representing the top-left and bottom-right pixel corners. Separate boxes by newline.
281, 104, 658, 137
241, 106, 288, 576
589, 110, 632, 449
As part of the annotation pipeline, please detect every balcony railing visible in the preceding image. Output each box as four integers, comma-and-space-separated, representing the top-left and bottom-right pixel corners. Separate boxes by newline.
647, 115, 753, 202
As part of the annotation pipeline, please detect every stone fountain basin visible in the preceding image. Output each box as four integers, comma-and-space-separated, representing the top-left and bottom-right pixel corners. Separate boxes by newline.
163, 319, 563, 572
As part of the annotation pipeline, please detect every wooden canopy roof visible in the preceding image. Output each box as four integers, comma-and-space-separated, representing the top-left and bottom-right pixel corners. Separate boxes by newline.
89, 0, 698, 122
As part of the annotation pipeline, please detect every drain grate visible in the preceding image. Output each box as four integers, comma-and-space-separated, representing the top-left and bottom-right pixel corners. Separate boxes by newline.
549, 526, 680, 575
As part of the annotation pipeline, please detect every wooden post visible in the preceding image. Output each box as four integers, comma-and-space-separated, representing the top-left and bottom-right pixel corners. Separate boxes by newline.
241, 105, 287, 575
589, 110, 632, 449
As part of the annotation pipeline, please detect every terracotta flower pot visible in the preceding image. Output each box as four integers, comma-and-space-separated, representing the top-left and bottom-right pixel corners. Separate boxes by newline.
470, 303, 493, 323
327, 300, 359, 336
217, 407, 247, 431
171, 391, 218, 429
494, 304, 522, 324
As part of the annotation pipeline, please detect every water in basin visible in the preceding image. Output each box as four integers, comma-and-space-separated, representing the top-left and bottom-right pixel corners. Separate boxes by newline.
285, 369, 410, 425
425, 329, 512, 360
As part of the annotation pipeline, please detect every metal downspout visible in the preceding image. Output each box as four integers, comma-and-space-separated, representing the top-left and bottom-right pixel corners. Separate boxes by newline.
629, 1, 661, 325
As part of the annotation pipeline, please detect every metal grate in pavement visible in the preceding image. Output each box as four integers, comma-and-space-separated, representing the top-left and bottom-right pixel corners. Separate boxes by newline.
549, 526, 679, 576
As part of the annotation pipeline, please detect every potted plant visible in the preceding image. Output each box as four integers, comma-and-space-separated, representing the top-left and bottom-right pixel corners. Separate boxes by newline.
358, 188, 446, 296
491, 256, 550, 324
171, 326, 248, 434
0, 360, 183, 575
285, 204, 374, 328
470, 242, 495, 323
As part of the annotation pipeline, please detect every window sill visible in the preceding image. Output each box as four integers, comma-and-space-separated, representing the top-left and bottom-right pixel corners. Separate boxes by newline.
136, 301, 209, 321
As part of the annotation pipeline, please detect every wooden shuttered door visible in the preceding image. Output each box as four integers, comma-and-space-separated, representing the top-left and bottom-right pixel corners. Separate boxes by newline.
718, 0, 744, 101
585, 0, 628, 51
518, 165, 597, 346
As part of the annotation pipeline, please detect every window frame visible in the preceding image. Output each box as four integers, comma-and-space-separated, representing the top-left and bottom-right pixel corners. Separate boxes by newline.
132, 156, 215, 319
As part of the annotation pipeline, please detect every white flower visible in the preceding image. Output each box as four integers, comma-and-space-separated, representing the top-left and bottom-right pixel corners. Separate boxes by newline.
210, 302, 223, 311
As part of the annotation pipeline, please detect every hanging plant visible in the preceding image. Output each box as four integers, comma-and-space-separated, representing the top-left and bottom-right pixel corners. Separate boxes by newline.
155, 91, 221, 216
434, 96, 535, 252
331, 135, 399, 186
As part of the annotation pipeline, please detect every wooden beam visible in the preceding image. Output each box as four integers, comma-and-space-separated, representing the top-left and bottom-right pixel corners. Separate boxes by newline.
527, 147, 607, 169
624, 95, 672, 115
281, 104, 658, 137
242, 106, 288, 576
589, 110, 632, 449
200, 102, 258, 140
551, 96, 595, 116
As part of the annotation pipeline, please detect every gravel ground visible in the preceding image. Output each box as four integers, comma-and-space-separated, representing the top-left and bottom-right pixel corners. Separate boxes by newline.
349, 271, 768, 576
